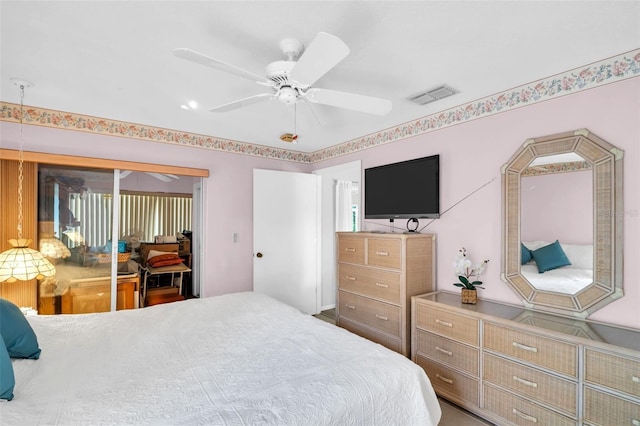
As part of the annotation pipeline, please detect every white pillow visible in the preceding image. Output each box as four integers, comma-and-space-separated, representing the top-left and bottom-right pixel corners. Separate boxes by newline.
560, 243, 593, 270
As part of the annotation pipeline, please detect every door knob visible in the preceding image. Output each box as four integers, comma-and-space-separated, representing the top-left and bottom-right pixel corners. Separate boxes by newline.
256, 252, 263, 258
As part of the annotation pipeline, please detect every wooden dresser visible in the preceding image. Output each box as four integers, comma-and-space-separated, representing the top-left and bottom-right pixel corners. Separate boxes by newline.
412, 291, 640, 426
336, 232, 435, 357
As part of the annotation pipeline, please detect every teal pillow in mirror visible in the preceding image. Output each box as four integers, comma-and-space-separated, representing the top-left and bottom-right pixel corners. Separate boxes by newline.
0, 298, 41, 359
521, 243, 532, 265
531, 240, 572, 273
0, 339, 15, 400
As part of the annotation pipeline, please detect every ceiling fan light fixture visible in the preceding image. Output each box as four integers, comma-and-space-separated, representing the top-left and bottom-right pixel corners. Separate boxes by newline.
278, 86, 298, 105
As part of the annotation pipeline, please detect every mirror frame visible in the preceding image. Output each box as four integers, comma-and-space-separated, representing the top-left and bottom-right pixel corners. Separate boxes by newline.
501, 129, 624, 317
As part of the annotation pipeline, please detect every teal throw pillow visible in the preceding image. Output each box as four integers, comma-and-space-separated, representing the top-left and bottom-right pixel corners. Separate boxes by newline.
0, 339, 15, 400
521, 243, 532, 265
0, 298, 41, 359
531, 240, 571, 273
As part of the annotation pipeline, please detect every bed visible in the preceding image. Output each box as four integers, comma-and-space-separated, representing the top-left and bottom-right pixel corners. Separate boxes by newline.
3, 292, 441, 425
521, 241, 593, 294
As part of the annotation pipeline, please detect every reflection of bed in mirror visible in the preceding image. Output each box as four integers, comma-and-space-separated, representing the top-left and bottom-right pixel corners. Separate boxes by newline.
520, 241, 593, 294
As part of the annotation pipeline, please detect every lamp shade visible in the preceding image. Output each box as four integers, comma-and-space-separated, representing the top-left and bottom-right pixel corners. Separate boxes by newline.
0, 239, 56, 283
39, 237, 71, 259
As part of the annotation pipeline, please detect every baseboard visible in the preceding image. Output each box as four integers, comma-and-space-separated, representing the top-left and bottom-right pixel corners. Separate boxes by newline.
321, 303, 335, 311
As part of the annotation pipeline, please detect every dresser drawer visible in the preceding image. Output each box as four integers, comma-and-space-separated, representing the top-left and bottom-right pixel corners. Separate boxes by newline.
585, 348, 640, 398
415, 305, 479, 346
415, 355, 479, 407
338, 317, 401, 353
484, 353, 577, 416
338, 264, 400, 304
415, 330, 479, 376
367, 238, 401, 269
338, 236, 365, 264
338, 291, 401, 337
583, 387, 640, 426
484, 322, 577, 378
484, 384, 576, 426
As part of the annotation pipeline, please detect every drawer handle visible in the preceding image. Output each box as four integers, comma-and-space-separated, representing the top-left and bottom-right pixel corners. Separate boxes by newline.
345, 275, 357, 281
375, 314, 388, 321
345, 247, 356, 252
345, 304, 356, 310
435, 319, 453, 327
632, 419, 640, 426
512, 408, 537, 423
375, 251, 389, 256
512, 341, 538, 353
375, 282, 389, 288
435, 374, 453, 385
632, 376, 640, 383
513, 375, 538, 388
435, 346, 453, 357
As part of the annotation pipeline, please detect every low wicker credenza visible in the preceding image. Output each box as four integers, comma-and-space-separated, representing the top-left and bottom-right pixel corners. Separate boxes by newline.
411, 291, 640, 425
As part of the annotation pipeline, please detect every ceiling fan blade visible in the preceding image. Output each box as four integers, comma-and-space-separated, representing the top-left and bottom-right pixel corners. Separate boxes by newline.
289, 32, 350, 87
208, 93, 276, 112
146, 172, 174, 182
173, 48, 272, 85
305, 88, 392, 116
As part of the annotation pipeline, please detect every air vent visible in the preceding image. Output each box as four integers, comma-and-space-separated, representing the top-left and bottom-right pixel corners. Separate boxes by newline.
409, 85, 457, 105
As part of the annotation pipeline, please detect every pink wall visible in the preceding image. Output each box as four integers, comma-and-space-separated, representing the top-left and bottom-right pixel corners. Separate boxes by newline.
1, 77, 637, 328
314, 77, 639, 329
521, 170, 593, 244
0, 124, 312, 297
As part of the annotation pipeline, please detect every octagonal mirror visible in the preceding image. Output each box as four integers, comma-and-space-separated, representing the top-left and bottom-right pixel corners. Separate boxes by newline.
501, 129, 624, 317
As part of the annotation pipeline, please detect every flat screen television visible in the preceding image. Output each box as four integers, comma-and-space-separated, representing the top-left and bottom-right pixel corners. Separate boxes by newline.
364, 154, 440, 219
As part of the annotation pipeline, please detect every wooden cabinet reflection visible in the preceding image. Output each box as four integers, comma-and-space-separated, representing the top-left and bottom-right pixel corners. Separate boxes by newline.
39, 275, 139, 314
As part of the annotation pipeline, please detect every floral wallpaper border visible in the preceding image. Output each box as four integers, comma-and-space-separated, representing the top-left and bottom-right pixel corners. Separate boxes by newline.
310, 49, 640, 163
1, 49, 638, 164
522, 161, 592, 177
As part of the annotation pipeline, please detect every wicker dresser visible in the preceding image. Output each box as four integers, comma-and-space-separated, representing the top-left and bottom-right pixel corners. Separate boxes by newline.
412, 291, 640, 426
336, 232, 435, 357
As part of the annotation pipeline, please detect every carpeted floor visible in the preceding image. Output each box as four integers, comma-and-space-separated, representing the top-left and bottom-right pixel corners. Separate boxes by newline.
314, 308, 336, 324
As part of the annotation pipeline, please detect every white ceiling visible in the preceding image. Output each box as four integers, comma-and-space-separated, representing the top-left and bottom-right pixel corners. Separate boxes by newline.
1, 1, 638, 153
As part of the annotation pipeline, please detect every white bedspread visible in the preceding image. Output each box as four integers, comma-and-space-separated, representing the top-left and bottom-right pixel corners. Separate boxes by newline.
521, 264, 593, 294
3, 292, 440, 425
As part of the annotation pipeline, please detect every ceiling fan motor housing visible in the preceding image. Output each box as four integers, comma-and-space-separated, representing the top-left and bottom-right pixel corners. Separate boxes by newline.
265, 60, 306, 105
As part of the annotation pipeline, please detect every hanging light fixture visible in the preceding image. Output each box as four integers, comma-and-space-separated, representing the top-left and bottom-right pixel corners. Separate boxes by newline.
0, 80, 56, 283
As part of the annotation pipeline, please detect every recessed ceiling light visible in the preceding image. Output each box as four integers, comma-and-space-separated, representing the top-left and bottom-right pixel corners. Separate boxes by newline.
188, 100, 198, 109
180, 104, 189, 110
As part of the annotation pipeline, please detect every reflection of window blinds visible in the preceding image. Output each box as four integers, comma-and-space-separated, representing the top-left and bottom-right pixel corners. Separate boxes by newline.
69, 193, 192, 247
120, 194, 192, 242
68, 193, 113, 248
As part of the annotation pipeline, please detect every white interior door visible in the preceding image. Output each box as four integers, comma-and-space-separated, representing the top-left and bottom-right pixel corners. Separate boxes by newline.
253, 169, 320, 314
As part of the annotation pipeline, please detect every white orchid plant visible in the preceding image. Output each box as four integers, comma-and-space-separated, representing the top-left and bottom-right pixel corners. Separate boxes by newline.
453, 247, 489, 290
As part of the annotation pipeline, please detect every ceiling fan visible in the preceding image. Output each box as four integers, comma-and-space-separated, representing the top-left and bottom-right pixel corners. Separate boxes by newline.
173, 32, 392, 117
